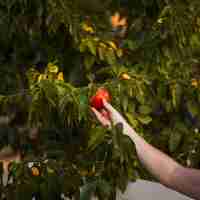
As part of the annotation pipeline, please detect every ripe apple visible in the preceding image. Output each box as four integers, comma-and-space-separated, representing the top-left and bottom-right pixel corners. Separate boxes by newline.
90, 88, 111, 110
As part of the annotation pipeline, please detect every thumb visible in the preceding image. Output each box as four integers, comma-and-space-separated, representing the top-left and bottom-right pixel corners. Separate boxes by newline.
102, 99, 116, 114
102, 99, 127, 126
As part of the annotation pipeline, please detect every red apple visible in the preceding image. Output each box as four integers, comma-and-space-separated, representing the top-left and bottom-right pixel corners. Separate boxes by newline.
90, 88, 111, 110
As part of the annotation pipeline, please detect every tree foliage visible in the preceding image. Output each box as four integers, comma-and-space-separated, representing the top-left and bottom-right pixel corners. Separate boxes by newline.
0, 0, 200, 199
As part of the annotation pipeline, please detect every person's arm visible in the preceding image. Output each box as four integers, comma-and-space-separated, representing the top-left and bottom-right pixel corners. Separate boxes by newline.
133, 136, 200, 200
91, 100, 200, 199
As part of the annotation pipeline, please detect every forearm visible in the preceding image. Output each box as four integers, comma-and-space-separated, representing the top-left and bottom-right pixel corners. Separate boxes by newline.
124, 126, 180, 186
135, 138, 180, 185
170, 167, 200, 200
125, 126, 200, 199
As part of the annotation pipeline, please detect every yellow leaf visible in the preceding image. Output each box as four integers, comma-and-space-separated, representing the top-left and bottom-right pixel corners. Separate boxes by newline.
48, 63, 59, 73
116, 48, 123, 58
98, 46, 105, 60
191, 78, 198, 88
57, 72, 64, 81
99, 42, 107, 48
120, 73, 131, 80
38, 74, 43, 82
37, 74, 47, 82
107, 41, 117, 50
87, 27, 95, 34
82, 23, 95, 33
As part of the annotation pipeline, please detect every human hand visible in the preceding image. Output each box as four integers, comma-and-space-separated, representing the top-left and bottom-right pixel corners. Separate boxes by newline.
91, 99, 135, 136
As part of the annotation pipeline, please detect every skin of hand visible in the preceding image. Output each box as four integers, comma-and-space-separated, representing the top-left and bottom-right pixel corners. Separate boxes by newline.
91, 99, 136, 138
91, 100, 200, 200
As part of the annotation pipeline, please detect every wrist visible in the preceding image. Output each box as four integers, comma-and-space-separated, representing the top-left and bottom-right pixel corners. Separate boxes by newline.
123, 123, 142, 143
123, 123, 135, 136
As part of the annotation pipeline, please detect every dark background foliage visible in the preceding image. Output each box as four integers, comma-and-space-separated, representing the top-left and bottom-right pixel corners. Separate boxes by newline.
0, 0, 200, 199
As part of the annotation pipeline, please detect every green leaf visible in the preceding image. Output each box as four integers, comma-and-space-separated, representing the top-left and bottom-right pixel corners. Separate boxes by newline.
80, 42, 87, 53
190, 34, 200, 48
124, 40, 140, 50
96, 67, 113, 76
56, 84, 67, 97
80, 182, 96, 200
157, 83, 167, 98
78, 93, 88, 121
41, 80, 58, 107
87, 40, 96, 56
84, 55, 95, 70
165, 100, 172, 113
125, 113, 138, 128
79, 94, 88, 107
137, 115, 152, 125
112, 123, 124, 161
113, 123, 124, 147
116, 167, 129, 192
127, 102, 136, 114
138, 105, 152, 115
96, 179, 112, 198
98, 46, 105, 61
136, 93, 145, 104
169, 131, 182, 153
175, 121, 188, 133
121, 135, 135, 162
88, 127, 107, 151
187, 100, 199, 117
171, 83, 182, 108
122, 96, 129, 112
105, 49, 116, 65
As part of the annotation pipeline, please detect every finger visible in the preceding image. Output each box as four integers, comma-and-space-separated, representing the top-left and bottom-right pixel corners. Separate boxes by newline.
91, 107, 110, 127
102, 100, 126, 126
102, 99, 117, 114
90, 107, 98, 119
91, 107, 103, 121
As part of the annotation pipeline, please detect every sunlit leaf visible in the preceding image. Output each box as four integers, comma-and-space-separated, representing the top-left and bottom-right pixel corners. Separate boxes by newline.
87, 40, 96, 56
125, 113, 138, 128
138, 105, 152, 115
137, 115, 152, 125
